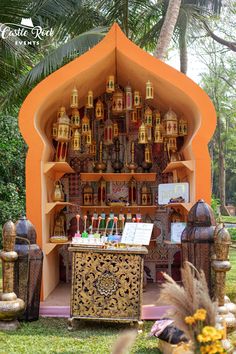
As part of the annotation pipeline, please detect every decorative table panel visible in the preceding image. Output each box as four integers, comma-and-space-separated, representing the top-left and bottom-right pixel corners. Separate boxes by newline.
68, 246, 148, 329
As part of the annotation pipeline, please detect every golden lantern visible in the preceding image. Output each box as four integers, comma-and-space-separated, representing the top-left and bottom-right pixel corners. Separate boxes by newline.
125, 84, 132, 110
133, 90, 142, 108
138, 122, 148, 144
113, 122, 119, 137
163, 108, 178, 137
179, 118, 188, 136
95, 99, 104, 120
52, 122, 57, 139
98, 177, 106, 206
130, 109, 138, 123
85, 130, 92, 145
70, 87, 78, 108
57, 106, 66, 118
154, 110, 161, 125
146, 80, 154, 100
137, 108, 142, 121
81, 114, 90, 135
144, 144, 152, 163
106, 75, 115, 93
144, 106, 153, 127
104, 118, 113, 145
154, 124, 163, 143
89, 140, 96, 156
140, 183, 152, 206
168, 137, 177, 151
112, 86, 124, 114
71, 108, 80, 128
83, 183, 94, 206
56, 112, 71, 142
86, 90, 93, 109
128, 177, 137, 206
71, 128, 81, 151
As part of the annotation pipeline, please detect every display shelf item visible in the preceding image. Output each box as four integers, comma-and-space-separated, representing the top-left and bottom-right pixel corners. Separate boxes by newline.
162, 160, 194, 174
45, 202, 77, 214
80, 172, 156, 182
44, 162, 75, 180
45, 242, 70, 255
80, 205, 157, 213
165, 202, 193, 212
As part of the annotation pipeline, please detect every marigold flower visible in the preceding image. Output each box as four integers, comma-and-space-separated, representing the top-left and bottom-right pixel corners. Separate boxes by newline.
184, 316, 195, 325
202, 326, 218, 339
193, 308, 207, 321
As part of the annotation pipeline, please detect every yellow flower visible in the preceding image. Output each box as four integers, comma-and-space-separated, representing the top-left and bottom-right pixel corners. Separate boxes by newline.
202, 326, 218, 339
193, 308, 207, 321
184, 316, 195, 325
197, 334, 211, 343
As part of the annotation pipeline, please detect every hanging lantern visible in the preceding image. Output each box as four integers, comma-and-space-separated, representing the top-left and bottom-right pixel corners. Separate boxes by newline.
52, 123, 57, 139
81, 114, 90, 135
144, 106, 153, 127
86, 90, 93, 109
106, 75, 115, 93
144, 144, 152, 163
95, 99, 104, 120
154, 111, 161, 125
85, 130, 92, 146
163, 108, 178, 137
70, 87, 78, 108
98, 177, 106, 206
130, 109, 138, 123
179, 118, 188, 136
140, 183, 152, 206
71, 108, 80, 128
133, 91, 142, 109
104, 118, 113, 145
125, 84, 132, 110
138, 122, 148, 144
146, 80, 154, 100
168, 137, 177, 151
113, 122, 119, 137
56, 112, 71, 142
83, 183, 94, 206
154, 124, 163, 143
112, 86, 124, 114
57, 106, 66, 118
128, 177, 137, 206
137, 108, 142, 121
89, 140, 96, 156
71, 128, 81, 151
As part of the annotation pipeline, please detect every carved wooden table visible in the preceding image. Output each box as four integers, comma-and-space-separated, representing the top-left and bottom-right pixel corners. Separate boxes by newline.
68, 245, 148, 330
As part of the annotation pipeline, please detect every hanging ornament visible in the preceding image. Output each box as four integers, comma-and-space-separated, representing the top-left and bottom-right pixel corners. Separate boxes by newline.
55, 112, 71, 162
85, 130, 92, 146
128, 177, 137, 206
141, 183, 152, 206
83, 183, 94, 206
98, 177, 106, 206
95, 99, 104, 120
70, 87, 78, 108
89, 140, 96, 156
57, 106, 66, 118
71, 108, 80, 128
144, 106, 153, 128
154, 124, 163, 143
146, 80, 154, 100
179, 118, 188, 136
138, 122, 148, 144
112, 86, 124, 114
86, 90, 93, 109
106, 75, 115, 93
104, 118, 114, 145
71, 128, 81, 151
125, 84, 132, 110
113, 122, 119, 137
81, 114, 90, 135
154, 110, 161, 125
133, 91, 142, 109
130, 109, 137, 123
163, 108, 178, 137
52, 123, 58, 139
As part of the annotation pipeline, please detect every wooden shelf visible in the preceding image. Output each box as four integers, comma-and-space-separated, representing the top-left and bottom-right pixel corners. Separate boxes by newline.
46, 202, 77, 214
80, 173, 156, 182
45, 242, 70, 255
44, 162, 75, 180
165, 202, 193, 212
162, 161, 194, 174
80, 205, 157, 213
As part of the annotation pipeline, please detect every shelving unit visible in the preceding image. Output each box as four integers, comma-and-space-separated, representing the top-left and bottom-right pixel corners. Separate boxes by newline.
80, 205, 157, 213
45, 242, 70, 255
80, 172, 156, 182
165, 202, 193, 213
46, 202, 77, 214
162, 160, 194, 174
44, 162, 75, 180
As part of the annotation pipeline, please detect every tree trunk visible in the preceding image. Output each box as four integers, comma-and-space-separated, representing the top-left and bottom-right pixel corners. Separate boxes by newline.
179, 16, 188, 74
154, 0, 182, 60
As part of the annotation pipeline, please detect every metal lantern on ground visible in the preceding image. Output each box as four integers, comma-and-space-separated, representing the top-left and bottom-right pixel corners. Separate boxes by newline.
133, 91, 142, 109
71, 129, 81, 151
129, 177, 137, 205
125, 84, 132, 110
146, 80, 154, 100
70, 87, 78, 108
138, 122, 148, 144
112, 86, 124, 114
83, 183, 94, 206
98, 177, 106, 206
86, 90, 93, 108
95, 99, 104, 120
179, 118, 188, 136
14, 216, 43, 321
181, 199, 216, 297
81, 114, 90, 135
71, 108, 80, 128
106, 75, 115, 93
163, 108, 178, 138
140, 183, 152, 206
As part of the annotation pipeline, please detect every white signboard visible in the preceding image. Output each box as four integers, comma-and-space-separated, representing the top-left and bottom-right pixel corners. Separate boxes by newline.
158, 183, 189, 205
121, 223, 153, 245
171, 222, 186, 243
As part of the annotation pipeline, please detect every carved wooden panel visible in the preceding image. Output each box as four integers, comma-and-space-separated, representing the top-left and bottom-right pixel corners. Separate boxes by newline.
71, 250, 144, 321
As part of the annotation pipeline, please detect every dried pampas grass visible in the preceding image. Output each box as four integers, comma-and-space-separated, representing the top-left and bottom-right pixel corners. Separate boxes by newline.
158, 261, 217, 342
111, 329, 138, 354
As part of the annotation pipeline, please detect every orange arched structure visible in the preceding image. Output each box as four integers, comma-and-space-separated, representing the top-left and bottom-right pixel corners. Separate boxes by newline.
19, 24, 216, 300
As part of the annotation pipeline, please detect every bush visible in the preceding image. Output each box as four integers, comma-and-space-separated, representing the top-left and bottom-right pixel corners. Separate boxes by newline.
229, 228, 236, 241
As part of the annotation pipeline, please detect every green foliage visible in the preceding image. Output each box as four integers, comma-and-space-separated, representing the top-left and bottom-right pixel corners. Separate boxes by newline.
229, 228, 236, 241
211, 196, 220, 217
221, 215, 236, 224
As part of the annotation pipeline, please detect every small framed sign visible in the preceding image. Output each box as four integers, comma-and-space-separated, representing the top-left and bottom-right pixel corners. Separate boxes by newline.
158, 182, 189, 205
170, 222, 186, 243
121, 223, 153, 245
